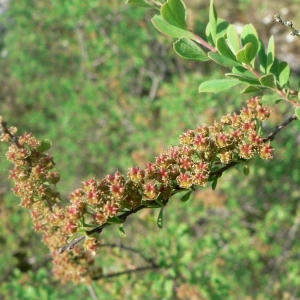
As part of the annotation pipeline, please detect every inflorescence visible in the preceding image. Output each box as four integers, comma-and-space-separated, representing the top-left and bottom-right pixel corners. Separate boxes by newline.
0, 97, 273, 283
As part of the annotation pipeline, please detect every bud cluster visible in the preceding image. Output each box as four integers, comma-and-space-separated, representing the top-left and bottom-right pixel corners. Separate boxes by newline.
0, 97, 273, 282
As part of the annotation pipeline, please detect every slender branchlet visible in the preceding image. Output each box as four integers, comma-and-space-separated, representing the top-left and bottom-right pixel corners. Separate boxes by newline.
274, 14, 300, 38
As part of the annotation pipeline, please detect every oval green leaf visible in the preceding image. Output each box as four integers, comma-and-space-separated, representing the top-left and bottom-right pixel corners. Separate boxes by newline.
209, 0, 218, 45
227, 24, 241, 54
199, 79, 240, 93
151, 15, 195, 39
208, 52, 241, 67
180, 190, 192, 202
225, 73, 260, 85
259, 74, 276, 88
236, 42, 254, 64
174, 37, 210, 61
266, 36, 275, 73
161, 0, 187, 30
38, 139, 52, 153
240, 85, 265, 94
243, 164, 250, 176
241, 24, 259, 63
216, 36, 236, 60
278, 61, 290, 87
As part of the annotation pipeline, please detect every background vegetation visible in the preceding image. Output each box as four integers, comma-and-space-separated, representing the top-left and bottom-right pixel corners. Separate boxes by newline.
0, 0, 300, 299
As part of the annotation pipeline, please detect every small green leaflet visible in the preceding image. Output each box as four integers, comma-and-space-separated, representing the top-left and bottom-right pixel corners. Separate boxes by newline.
157, 208, 164, 228
180, 190, 192, 202
38, 139, 52, 153
119, 224, 126, 237
211, 177, 218, 190
243, 164, 250, 176
295, 107, 300, 121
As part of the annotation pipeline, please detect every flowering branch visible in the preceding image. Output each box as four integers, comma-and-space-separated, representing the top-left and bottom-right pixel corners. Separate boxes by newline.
1, 97, 296, 282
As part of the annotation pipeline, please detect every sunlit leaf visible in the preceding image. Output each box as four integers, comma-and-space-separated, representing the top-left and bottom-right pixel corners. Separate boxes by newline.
216, 37, 236, 60
236, 42, 254, 64
208, 52, 241, 67
227, 24, 241, 54
266, 36, 275, 73
295, 107, 300, 121
174, 37, 210, 61
209, 0, 218, 45
199, 79, 240, 93
151, 15, 195, 39
225, 73, 260, 85
259, 74, 276, 88
161, 0, 187, 29
278, 62, 290, 87
241, 24, 259, 63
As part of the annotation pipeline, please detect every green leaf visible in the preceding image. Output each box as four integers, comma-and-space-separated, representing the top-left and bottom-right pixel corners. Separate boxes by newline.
240, 24, 259, 63
295, 107, 300, 121
161, 0, 187, 29
232, 66, 259, 79
259, 74, 276, 88
236, 42, 254, 65
266, 36, 275, 73
174, 37, 210, 61
225, 73, 260, 85
216, 37, 236, 61
119, 224, 126, 237
226, 24, 241, 54
216, 18, 230, 40
199, 79, 240, 93
298, 91, 300, 101
243, 164, 250, 176
212, 177, 218, 190
258, 38, 267, 73
278, 61, 290, 87
261, 94, 282, 104
151, 15, 195, 39
38, 139, 52, 153
208, 52, 241, 67
157, 208, 164, 228
240, 85, 265, 93
126, 0, 154, 9
180, 190, 192, 202
209, 0, 218, 45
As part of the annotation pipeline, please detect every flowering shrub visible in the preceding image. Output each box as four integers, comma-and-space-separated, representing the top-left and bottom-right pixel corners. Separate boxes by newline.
1, 0, 300, 283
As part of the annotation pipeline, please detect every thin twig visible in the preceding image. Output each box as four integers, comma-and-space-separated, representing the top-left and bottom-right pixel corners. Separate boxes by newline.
91, 264, 160, 280
263, 114, 297, 142
57, 204, 147, 254
274, 14, 300, 39
87, 284, 100, 300
101, 243, 159, 268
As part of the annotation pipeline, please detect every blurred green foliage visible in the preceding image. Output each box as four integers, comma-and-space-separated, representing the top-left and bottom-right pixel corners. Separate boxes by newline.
0, 0, 300, 299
